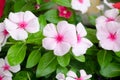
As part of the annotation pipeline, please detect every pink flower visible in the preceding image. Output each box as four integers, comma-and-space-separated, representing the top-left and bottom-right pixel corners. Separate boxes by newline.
72, 23, 93, 56
0, 22, 9, 51
0, 70, 12, 80
71, 0, 91, 14
4, 11, 40, 40
113, 2, 120, 9
96, 22, 120, 51
66, 69, 92, 80
56, 73, 65, 80
0, 0, 5, 18
0, 58, 20, 77
96, 9, 120, 29
58, 6, 72, 19
42, 21, 77, 56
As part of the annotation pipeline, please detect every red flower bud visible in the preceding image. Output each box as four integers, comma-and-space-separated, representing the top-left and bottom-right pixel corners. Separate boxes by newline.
113, 2, 120, 9
0, 0, 6, 18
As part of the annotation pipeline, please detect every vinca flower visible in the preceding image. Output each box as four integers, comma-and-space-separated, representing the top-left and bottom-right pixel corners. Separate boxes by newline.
72, 23, 93, 56
0, 70, 12, 80
71, 0, 91, 14
56, 73, 65, 80
66, 69, 92, 80
42, 21, 77, 56
4, 11, 40, 40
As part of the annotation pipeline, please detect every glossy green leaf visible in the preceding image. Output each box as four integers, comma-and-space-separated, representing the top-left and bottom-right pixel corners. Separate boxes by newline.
56, 66, 68, 74
74, 55, 85, 62
26, 50, 41, 68
36, 52, 57, 77
115, 51, 120, 57
57, 54, 70, 67
7, 43, 27, 66
39, 15, 47, 31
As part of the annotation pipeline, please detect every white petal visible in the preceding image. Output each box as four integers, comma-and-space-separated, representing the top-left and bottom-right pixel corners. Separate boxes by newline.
0, 33, 5, 44
43, 23, 57, 37
67, 70, 77, 78
76, 23, 87, 37
42, 38, 57, 50
10, 65, 20, 73
84, 75, 92, 80
116, 16, 120, 22
80, 69, 87, 77
104, 0, 114, 8
56, 73, 65, 80
25, 18, 39, 33
15, 12, 24, 22
54, 42, 71, 56
4, 18, 18, 31
0, 58, 5, 67
96, 16, 107, 27
3, 77, 12, 80
66, 77, 75, 80
104, 9, 119, 18
9, 29, 28, 40
8, 12, 20, 23
3, 70, 12, 77
24, 11, 36, 23
0, 22, 5, 32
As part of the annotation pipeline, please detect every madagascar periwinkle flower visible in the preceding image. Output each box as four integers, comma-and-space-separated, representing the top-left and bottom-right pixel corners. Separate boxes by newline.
96, 22, 120, 52
42, 21, 77, 56
66, 69, 92, 80
58, 6, 72, 19
56, 73, 65, 80
71, 0, 91, 14
0, 0, 5, 18
72, 23, 93, 56
4, 11, 40, 40
0, 70, 12, 80
0, 22, 9, 51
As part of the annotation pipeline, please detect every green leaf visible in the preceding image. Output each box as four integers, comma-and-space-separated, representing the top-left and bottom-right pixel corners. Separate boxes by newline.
74, 55, 85, 62
56, 66, 68, 74
39, 15, 47, 31
86, 28, 98, 43
97, 50, 112, 69
52, 0, 71, 7
57, 54, 70, 67
26, 50, 41, 68
7, 43, 27, 66
86, 45, 99, 55
44, 10, 62, 23
100, 63, 120, 77
88, 16, 97, 26
115, 51, 120, 57
36, 52, 57, 77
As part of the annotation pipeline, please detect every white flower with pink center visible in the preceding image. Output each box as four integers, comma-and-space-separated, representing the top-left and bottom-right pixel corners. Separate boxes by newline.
42, 21, 77, 56
0, 22, 9, 51
71, 0, 91, 14
72, 23, 93, 56
0, 70, 12, 80
56, 73, 65, 80
96, 22, 120, 51
66, 69, 92, 80
4, 11, 40, 40
0, 58, 20, 77
96, 9, 120, 29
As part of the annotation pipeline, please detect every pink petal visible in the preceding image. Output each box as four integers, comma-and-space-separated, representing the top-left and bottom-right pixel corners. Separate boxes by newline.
43, 23, 57, 37
24, 11, 36, 23
0, 33, 5, 44
66, 77, 75, 80
67, 70, 77, 78
3, 77, 12, 80
3, 70, 12, 77
80, 69, 87, 77
54, 42, 71, 56
8, 12, 20, 23
42, 38, 57, 50
10, 65, 20, 73
96, 16, 107, 27
25, 18, 39, 33
9, 29, 28, 40
56, 73, 65, 80
76, 23, 87, 37
0, 22, 5, 32
0, 58, 5, 67
15, 12, 24, 22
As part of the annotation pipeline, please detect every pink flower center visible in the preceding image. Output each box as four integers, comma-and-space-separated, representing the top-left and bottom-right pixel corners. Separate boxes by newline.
3, 29, 8, 36
18, 22, 27, 29
79, 0, 83, 3
3, 64, 10, 71
55, 34, 64, 43
0, 75, 3, 80
106, 18, 115, 22
77, 34, 81, 43
108, 33, 116, 41
75, 77, 83, 80
63, 10, 67, 14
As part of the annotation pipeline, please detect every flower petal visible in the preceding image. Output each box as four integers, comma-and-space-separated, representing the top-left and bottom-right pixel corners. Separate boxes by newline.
10, 65, 20, 73
54, 42, 71, 56
66, 77, 75, 80
0, 22, 5, 32
25, 18, 39, 33
43, 23, 57, 37
3, 70, 12, 77
80, 69, 87, 77
0, 58, 5, 67
3, 77, 12, 80
8, 12, 20, 23
56, 73, 65, 80
67, 70, 77, 78
42, 38, 57, 50
9, 29, 28, 40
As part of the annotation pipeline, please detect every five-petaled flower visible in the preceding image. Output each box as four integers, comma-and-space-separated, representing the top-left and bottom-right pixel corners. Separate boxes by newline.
0, 70, 12, 80
4, 11, 40, 40
72, 23, 93, 56
96, 22, 120, 51
58, 6, 72, 19
0, 0, 5, 18
66, 69, 92, 80
71, 0, 91, 14
42, 21, 77, 56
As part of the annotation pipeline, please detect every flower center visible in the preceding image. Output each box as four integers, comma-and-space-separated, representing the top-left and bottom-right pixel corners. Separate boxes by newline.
77, 34, 81, 43
79, 0, 83, 3
55, 34, 64, 43
3, 29, 8, 36
106, 18, 115, 22
108, 33, 116, 41
3, 64, 10, 71
18, 22, 27, 29
63, 10, 67, 14
0, 75, 3, 80
75, 77, 83, 80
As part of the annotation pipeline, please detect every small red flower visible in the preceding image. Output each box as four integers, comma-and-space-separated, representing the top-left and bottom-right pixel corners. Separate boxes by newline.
0, 0, 6, 18
58, 6, 72, 19
113, 2, 120, 9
